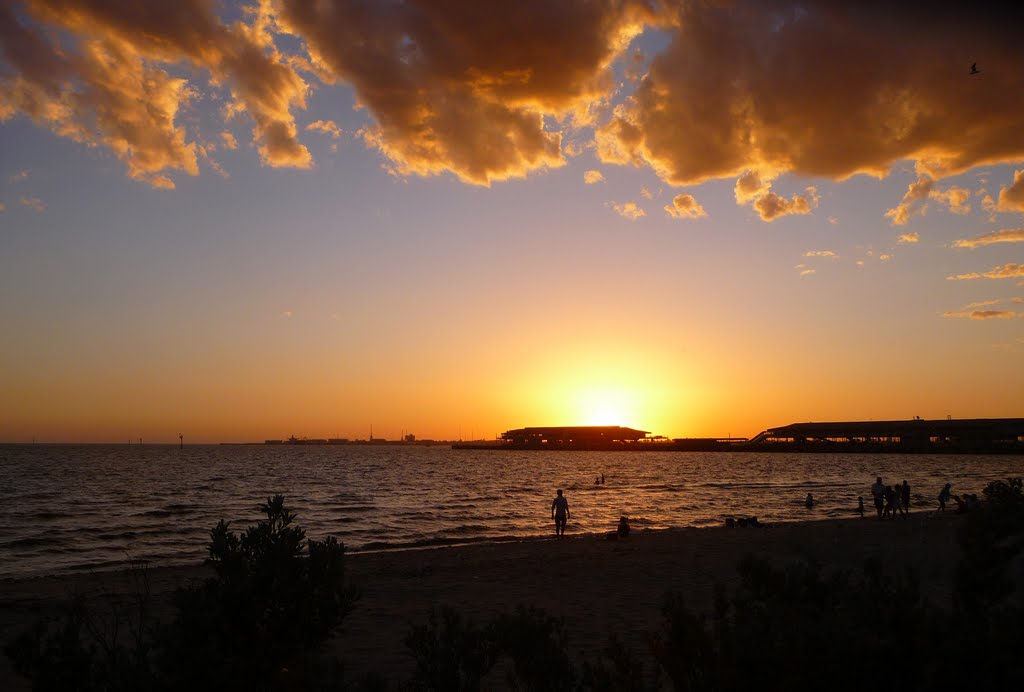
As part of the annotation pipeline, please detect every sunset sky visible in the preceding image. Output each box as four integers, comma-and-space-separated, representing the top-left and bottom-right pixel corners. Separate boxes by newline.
1, 0, 1023, 443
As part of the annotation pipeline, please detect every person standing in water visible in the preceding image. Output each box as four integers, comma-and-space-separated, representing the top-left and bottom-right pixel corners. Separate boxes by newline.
551, 489, 570, 537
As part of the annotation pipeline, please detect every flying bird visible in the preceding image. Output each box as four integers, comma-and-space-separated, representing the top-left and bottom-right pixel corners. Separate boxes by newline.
970, 62, 980, 75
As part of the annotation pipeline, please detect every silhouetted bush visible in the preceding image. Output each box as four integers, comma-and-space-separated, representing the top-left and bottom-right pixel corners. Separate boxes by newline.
405, 606, 496, 691
7, 495, 356, 691
161, 495, 357, 688
579, 634, 650, 692
488, 606, 576, 691
652, 556, 939, 691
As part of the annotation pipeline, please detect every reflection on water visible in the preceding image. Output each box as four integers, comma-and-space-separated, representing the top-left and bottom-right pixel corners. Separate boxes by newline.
1, 444, 1022, 578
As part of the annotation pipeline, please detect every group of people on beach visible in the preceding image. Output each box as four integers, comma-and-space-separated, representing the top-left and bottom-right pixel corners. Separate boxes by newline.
859, 477, 978, 519
550, 473, 980, 540
864, 477, 912, 519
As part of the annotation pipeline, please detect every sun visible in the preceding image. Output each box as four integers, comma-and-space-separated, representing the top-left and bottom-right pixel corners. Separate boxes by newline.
576, 389, 635, 427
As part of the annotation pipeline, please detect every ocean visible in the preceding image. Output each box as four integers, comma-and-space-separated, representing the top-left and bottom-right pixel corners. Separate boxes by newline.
2, 444, 1023, 579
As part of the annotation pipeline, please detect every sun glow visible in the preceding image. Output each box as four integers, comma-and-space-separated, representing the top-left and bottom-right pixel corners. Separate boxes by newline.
576, 388, 639, 427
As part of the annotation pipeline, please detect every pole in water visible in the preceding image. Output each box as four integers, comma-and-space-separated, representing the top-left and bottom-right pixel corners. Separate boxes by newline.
179, 433, 183, 449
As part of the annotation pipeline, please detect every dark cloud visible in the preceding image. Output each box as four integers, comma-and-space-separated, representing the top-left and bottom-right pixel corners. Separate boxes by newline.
3, 0, 1022, 200
598, 1, 1024, 195
276, 0, 665, 185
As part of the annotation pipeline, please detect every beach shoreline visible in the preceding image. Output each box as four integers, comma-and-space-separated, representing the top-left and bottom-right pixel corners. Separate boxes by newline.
0, 513, 967, 688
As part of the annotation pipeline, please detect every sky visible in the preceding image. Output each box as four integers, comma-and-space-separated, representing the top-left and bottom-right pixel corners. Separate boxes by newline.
1, 0, 1023, 443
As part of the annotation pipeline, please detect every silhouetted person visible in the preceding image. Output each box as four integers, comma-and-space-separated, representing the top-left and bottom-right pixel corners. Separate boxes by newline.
883, 485, 898, 519
893, 485, 908, 519
938, 483, 952, 511
617, 516, 630, 538
970, 62, 980, 74
871, 476, 886, 519
901, 480, 911, 513
953, 494, 968, 514
601, 474, 605, 484
805, 492, 814, 509
858, 496, 865, 518
551, 489, 570, 537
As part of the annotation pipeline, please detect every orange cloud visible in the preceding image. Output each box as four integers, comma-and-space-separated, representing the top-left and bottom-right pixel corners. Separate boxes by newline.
20, 195, 44, 211
9, 170, 29, 182
306, 119, 342, 138
0, 0, 312, 186
931, 186, 971, 215
583, 170, 605, 184
597, 2, 1024, 196
998, 169, 1024, 212
753, 187, 819, 222
954, 229, 1024, 248
947, 263, 1024, 281
220, 131, 238, 150
943, 310, 1018, 320
803, 250, 837, 258
608, 201, 646, 220
886, 177, 975, 224
664, 193, 706, 219
276, 0, 664, 185
0, 202, 6, 211
898, 232, 920, 244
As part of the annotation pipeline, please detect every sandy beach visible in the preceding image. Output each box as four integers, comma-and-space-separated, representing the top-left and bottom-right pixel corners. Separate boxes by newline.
0, 514, 966, 688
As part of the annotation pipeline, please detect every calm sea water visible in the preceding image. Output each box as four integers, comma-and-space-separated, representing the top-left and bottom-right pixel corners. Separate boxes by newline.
2, 444, 1023, 579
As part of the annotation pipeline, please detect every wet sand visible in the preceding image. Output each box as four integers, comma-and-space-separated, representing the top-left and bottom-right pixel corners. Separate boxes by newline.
0, 514, 965, 688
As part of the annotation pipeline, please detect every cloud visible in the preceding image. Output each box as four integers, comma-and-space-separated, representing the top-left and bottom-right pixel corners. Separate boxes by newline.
0, 0, 312, 186
947, 263, 1024, 280
794, 264, 815, 276
998, 169, 1024, 212
9, 169, 29, 183
584, 169, 605, 184
664, 193, 706, 219
608, 200, 646, 220
879, 254, 892, 262
803, 250, 838, 258
954, 229, 1024, 248
931, 186, 971, 215
943, 310, 1018, 320
0, 202, 5, 211
19, 195, 44, 211
885, 177, 933, 225
597, 2, 1024, 198
898, 232, 919, 244
885, 177, 972, 225
733, 170, 771, 204
278, 0, 664, 185
5, 0, 1024, 196
752, 187, 819, 222
306, 119, 342, 138
964, 299, 999, 309
220, 131, 238, 150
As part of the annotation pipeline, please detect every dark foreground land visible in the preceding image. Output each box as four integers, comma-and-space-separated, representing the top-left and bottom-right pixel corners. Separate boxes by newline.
1, 513, 985, 689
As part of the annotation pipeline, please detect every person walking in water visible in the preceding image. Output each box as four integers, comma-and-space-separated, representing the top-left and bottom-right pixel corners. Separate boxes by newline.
938, 483, 952, 512
551, 489, 570, 537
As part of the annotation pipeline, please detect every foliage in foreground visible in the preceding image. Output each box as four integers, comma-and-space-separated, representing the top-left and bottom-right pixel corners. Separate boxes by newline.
7, 495, 357, 691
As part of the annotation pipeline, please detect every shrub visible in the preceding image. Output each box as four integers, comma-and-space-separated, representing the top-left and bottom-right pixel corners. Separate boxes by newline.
7, 495, 356, 691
